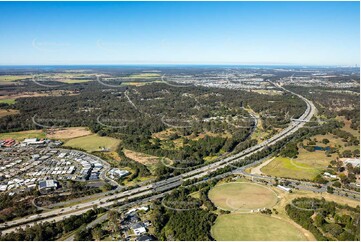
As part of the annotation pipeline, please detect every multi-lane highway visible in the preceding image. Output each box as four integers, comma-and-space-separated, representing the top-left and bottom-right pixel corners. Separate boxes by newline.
0, 81, 316, 234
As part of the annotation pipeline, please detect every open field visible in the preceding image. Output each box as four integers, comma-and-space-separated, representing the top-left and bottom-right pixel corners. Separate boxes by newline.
0, 90, 79, 103
0, 98, 16, 104
0, 130, 45, 141
253, 89, 283, 96
63, 134, 121, 152
208, 182, 278, 212
121, 82, 149, 86
60, 79, 92, 84
46, 127, 92, 140
210, 180, 360, 241
123, 149, 160, 165
211, 213, 307, 241
0, 75, 31, 83
128, 73, 160, 78
260, 156, 323, 180
0, 109, 19, 118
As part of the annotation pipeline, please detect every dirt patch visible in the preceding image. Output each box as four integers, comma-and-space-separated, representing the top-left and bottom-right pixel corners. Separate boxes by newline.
250, 157, 275, 175
0, 90, 79, 101
46, 127, 92, 140
0, 109, 19, 118
152, 128, 177, 140
123, 149, 160, 165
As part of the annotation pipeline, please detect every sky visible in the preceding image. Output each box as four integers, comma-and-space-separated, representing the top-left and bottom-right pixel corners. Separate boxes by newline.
0, 1, 359, 66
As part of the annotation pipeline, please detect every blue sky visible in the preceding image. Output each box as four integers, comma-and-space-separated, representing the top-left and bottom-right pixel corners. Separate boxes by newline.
0, 1, 359, 66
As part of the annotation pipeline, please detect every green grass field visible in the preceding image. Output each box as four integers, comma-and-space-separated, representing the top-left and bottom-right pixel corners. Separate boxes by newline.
61, 79, 92, 84
211, 214, 307, 241
63, 134, 121, 152
128, 73, 160, 78
261, 156, 321, 180
0, 98, 16, 104
0, 75, 31, 82
208, 182, 278, 212
261, 147, 336, 181
0, 130, 46, 141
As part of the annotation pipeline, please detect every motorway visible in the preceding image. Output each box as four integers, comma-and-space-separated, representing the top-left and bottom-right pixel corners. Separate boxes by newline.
0, 81, 316, 234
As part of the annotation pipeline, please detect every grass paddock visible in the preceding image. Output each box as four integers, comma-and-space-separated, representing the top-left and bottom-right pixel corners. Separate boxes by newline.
63, 134, 120, 152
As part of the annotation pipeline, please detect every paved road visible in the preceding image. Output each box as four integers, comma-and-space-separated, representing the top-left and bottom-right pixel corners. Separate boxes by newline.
233, 165, 360, 199
0, 81, 317, 234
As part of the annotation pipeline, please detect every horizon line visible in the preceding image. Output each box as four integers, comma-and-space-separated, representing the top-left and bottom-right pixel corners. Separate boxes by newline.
0, 63, 358, 67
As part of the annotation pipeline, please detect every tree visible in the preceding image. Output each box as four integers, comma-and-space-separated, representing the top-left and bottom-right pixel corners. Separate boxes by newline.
91, 226, 103, 241
322, 138, 330, 144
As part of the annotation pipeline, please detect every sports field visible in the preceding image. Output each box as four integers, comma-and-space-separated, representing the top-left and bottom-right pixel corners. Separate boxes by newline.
211, 213, 308, 241
208, 182, 278, 212
63, 134, 121, 152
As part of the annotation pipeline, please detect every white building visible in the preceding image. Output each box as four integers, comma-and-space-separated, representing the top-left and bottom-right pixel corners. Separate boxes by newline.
343, 158, 360, 167
132, 223, 146, 235
38, 179, 58, 191
23, 138, 45, 145
108, 168, 129, 179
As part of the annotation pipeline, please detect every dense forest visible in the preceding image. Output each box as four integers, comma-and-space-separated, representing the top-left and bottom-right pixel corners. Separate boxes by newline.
151, 182, 219, 240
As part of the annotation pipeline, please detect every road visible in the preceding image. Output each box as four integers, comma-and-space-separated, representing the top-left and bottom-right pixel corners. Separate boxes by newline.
0, 81, 317, 234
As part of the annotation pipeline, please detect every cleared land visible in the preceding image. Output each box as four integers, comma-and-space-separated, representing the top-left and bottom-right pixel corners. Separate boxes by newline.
261, 156, 322, 180
0, 130, 45, 141
0, 90, 79, 104
0, 75, 31, 84
123, 149, 160, 165
250, 157, 275, 175
60, 79, 92, 84
128, 73, 160, 78
63, 134, 121, 152
0, 99, 16, 104
0, 109, 19, 118
211, 213, 307, 241
46, 127, 92, 140
208, 182, 278, 212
